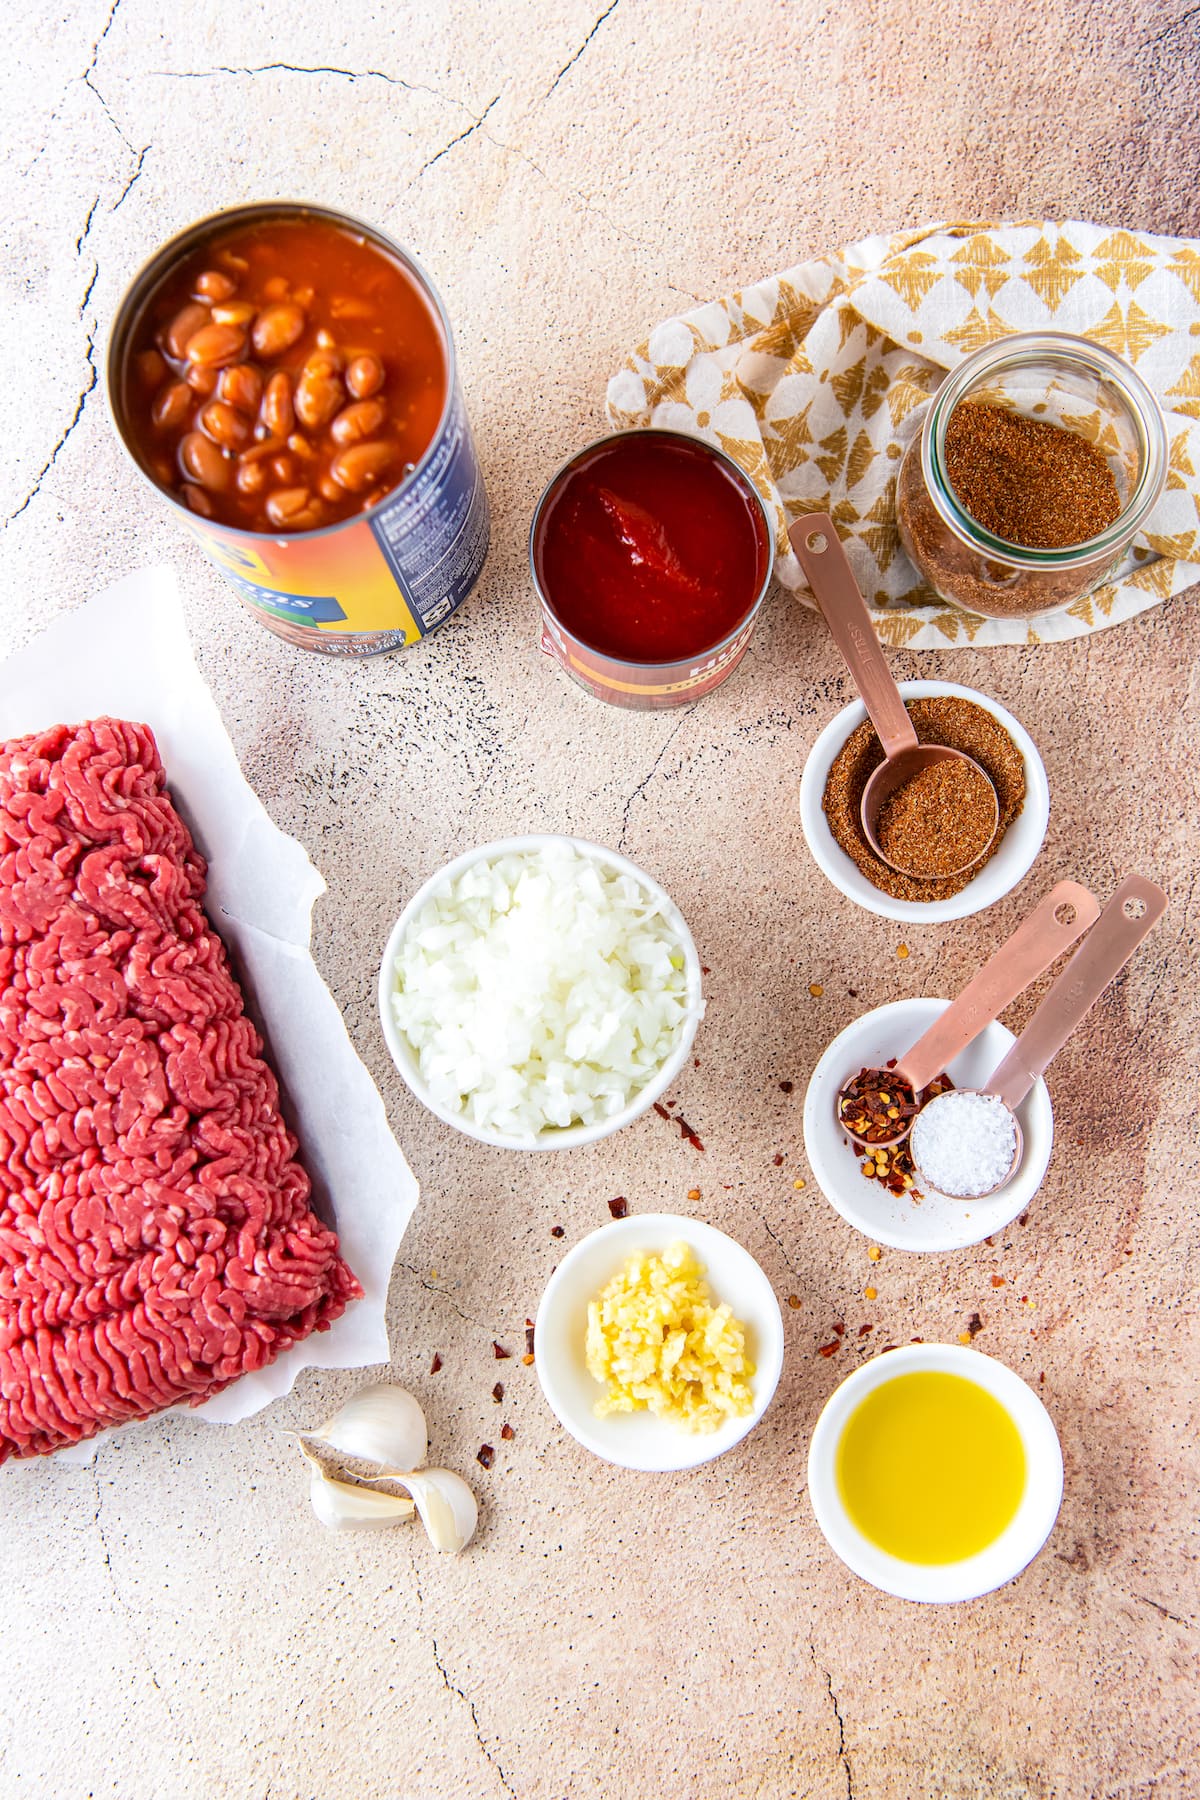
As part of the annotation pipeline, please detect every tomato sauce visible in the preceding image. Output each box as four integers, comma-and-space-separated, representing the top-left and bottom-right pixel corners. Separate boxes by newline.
533, 434, 770, 663
121, 214, 448, 534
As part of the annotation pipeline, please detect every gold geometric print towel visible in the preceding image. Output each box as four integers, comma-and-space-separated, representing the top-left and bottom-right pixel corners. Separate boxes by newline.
607, 221, 1200, 647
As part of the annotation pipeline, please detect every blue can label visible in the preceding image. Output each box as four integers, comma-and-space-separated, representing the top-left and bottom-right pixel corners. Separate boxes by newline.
369, 383, 490, 634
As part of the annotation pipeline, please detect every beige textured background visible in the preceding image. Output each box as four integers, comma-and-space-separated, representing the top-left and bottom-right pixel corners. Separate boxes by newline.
2, 3, 1199, 1797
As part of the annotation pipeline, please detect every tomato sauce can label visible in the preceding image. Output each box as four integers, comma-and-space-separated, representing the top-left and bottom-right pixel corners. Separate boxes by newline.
106, 204, 490, 657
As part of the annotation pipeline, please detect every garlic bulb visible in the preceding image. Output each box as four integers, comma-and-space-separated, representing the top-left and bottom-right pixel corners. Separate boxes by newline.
372, 1468, 479, 1553
303, 1383, 427, 1471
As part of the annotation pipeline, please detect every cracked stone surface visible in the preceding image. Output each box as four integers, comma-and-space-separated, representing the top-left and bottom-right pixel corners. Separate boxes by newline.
1, 3, 1199, 1797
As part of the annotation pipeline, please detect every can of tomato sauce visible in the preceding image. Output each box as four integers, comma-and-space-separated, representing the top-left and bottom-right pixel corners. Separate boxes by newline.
530, 429, 774, 709
106, 202, 490, 656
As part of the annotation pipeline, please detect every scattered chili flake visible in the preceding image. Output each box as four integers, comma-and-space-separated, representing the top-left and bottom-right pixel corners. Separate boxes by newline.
608, 1196, 629, 1219
1022, 1297, 1035, 1310
676, 1114, 705, 1151
991, 1274, 1007, 1288
867, 1245, 882, 1263
864, 1286, 877, 1301
653, 1102, 671, 1121
476, 1444, 495, 1470
550, 1225, 565, 1239
847, 987, 858, 998
818, 1341, 840, 1357
964, 1313, 983, 1340
500, 1423, 515, 1440
525, 1321, 536, 1353
808, 983, 824, 998
492, 1382, 504, 1403
687, 1188, 701, 1201
1039, 1371, 1046, 1385
430, 1352, 443, 1374
787, 1294, 802, 1309
493, 1341, 511, 1360
858, 1323, 873, 1337
911, 1336, 924, 1343
832, 1321, 845, 1337
958, 1332, 973, 1345
773, 1152, 784, 1166
1018, 1212, 1029, 1226
897, 944, 910, 959
793, 1178, 806, 1191
701, 965, 711, 976
522, 1353, 535, 1366
779, 1080, 795, 1094
880, 1343, 897, 1353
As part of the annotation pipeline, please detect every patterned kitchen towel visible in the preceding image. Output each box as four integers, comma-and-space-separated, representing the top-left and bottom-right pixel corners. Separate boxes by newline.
606, 221, 1200, 647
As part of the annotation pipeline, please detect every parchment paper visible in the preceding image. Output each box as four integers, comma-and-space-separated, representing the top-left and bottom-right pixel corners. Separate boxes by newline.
0, 566, 418, 1440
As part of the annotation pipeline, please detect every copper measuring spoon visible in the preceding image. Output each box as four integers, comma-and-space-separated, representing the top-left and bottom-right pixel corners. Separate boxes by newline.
789, 511, 1000, 879
835, 880, 1099, 1152
910, 874, 1168, 1199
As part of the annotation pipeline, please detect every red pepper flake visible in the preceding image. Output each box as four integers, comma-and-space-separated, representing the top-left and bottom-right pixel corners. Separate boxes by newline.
430, 1351, 443, 1374
492, 1382, 504, 1403
818, 1340, 840, 1357
879, 1343, 897, 1353
779, 1079, 795, 1094
964, 1313, 983, 1339
476, 1444, 495, 1470
676, 1114, 705, 1152
787, 1294, 802, 1309
858, 1323, 873, 1337
653, 1102, 670, 1121
550, 1225, 565, 1239
991, 1274, 1006, 1288
522, 1352, 535, 1366
1018, 1212, 1029, 1226
773, 1152, 784, 1166
1039, 1371, 1046, 1384
608, 1196, 629, 1219
701, 965, 711, 976
808, 983, 824, 998
500, 1422, 515, 1441
847, 988, 859, 998
525, 1322, 536, 1355
493, 1341, 512, 1360
832, 1321, 845, 1337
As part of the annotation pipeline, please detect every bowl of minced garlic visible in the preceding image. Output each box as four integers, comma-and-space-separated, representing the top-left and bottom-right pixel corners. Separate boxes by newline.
534, 1215, 784, 1470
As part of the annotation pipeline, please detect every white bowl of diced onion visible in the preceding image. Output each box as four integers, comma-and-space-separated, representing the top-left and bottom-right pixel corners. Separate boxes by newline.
378, 835, 705, 1150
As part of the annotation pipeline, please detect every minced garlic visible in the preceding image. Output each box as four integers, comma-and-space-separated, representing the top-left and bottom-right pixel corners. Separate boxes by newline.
585, 1241, 755, 1433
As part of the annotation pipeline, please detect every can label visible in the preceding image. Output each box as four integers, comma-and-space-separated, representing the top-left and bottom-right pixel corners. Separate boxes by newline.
181, 379, 489, 655
539, 614, 756, 705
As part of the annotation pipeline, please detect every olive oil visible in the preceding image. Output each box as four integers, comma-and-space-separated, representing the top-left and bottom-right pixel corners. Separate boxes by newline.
836, 1370, 1026, 1564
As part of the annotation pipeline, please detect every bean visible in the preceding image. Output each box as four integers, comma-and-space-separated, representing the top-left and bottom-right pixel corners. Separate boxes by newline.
265, 487, 324, 530
293, 287, 315, 309
135, 348, 166, 388
262, 276, 289, 301
217, 251, 250, 275
261, 371, 294, 437
162, 301, 210, 361
149, 454, 174, 485
199, 400, 251, 451
218, 363, 263, 415
252, 303, 307, 358
331, 295, 376, 321
178, 430, 231, 492
211, 301, 257, 327
330, 440, 396, 492
304, 347, 344, 378
193, 269, 236, 303
286, 433, 316, 461
152, 380, 192, 431
236, 459, 268, 496
184, 363, 219, 396
330, 398, 388, 446
345, 353, 384, 400
184, 322, 247, 367
270, 454, 297, 484
294, 370, 343, 430
182, 483, 215, 517
240, 436, 287, 464
317, 473, 343, 503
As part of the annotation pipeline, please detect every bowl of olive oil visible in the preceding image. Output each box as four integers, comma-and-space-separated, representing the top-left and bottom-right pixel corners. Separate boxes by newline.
807, 1343, 1063, 1603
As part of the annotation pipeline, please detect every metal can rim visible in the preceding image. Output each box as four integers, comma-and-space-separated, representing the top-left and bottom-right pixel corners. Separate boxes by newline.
104, 199, 460, 546
528, 426, 777, 673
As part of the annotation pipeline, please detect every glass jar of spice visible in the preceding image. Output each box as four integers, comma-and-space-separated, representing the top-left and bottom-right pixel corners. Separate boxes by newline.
897, 331, 1167, 621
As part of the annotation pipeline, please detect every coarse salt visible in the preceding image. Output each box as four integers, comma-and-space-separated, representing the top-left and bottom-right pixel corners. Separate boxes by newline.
910, 1090, 1017, 1198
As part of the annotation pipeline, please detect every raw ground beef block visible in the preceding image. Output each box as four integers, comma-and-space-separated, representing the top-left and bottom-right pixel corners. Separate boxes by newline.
0, 717, 362, 1461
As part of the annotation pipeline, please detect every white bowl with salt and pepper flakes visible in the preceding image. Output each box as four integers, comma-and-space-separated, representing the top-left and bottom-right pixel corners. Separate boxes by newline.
378, 835, 705, 1151
803, 998, 1053, 1253
798, 680, 1049, 924
534, 1214, 785, 1472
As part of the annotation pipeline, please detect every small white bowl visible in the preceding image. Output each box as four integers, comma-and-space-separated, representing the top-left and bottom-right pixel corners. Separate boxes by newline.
798, 680, 1049, 923
807, 1341, 1064, 1603
803, 998, 1053, 1252
534, 1213, 785, 1471
378, 834, 704, 1151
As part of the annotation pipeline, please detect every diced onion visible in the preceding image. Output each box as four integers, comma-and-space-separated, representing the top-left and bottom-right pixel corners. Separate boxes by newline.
390, 844, 694, 1142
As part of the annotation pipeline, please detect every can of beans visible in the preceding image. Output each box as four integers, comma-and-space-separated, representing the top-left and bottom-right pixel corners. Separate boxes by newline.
105, 202, 490, 656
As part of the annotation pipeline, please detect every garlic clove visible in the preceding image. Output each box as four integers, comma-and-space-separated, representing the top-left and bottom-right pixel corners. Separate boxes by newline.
303, 1383, 428, 1471
373, 1467, 479, 1553
305, 1453, 417, 1533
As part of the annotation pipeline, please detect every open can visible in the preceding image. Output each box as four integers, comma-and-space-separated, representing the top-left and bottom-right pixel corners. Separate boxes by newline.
105, 202, 490, 656
530, 429, 775, 710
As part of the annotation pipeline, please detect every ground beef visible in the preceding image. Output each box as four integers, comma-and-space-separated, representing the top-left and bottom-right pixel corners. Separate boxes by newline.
0, 718, 361, 1461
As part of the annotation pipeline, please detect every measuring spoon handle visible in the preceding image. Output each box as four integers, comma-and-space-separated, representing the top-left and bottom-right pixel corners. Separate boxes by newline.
895, 880, 1101, 1092
987, 873, 1168, 1112
789, 513, 919, 761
